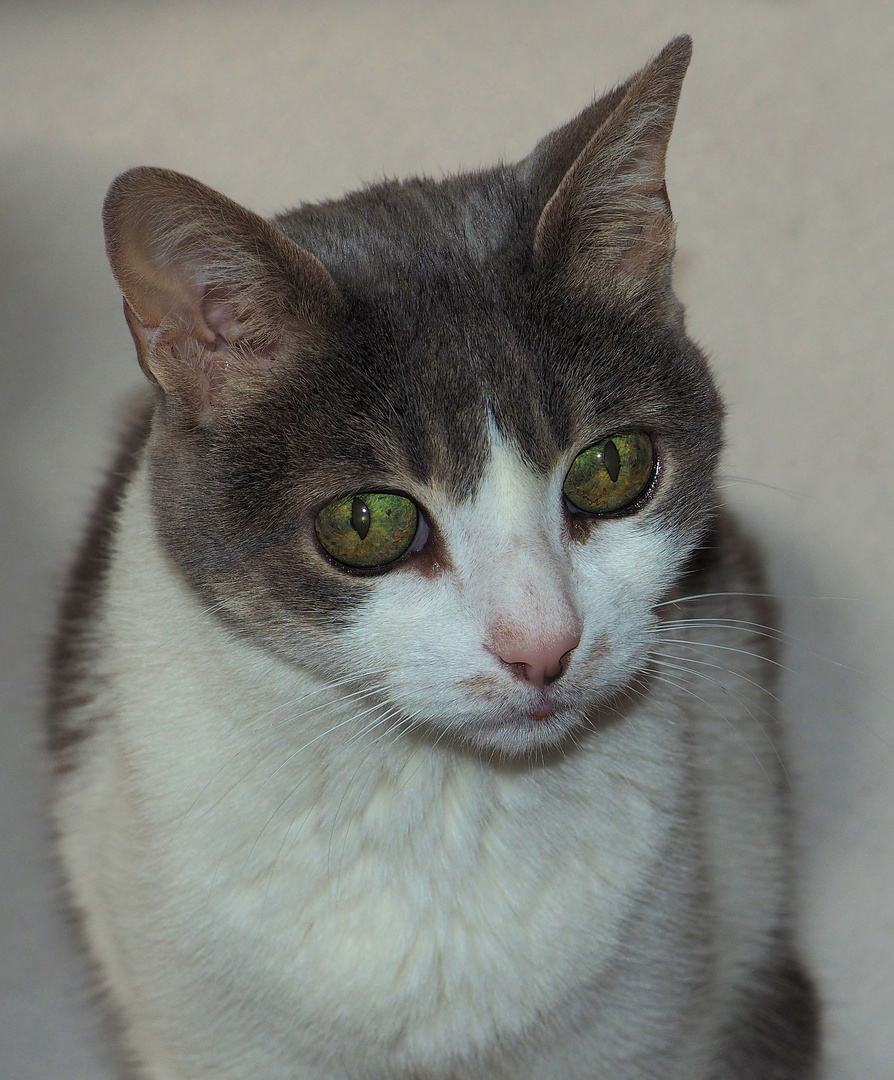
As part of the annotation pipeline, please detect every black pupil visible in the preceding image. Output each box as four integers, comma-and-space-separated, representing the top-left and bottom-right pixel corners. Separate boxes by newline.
603, 440, 621, 483
351, 497, 371, 539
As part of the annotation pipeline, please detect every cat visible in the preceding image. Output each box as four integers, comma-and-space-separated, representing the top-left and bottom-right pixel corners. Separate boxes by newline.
47, 35, 820, 1080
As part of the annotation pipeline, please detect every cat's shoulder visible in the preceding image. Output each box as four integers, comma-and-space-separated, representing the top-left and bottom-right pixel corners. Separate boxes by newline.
46, 390, 155, 772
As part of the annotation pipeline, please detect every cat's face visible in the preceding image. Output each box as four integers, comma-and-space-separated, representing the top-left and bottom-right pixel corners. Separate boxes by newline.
105, 36, 720, 756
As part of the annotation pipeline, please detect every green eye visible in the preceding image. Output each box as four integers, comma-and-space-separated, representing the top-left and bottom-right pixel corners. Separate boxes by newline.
563, 432, 654, 515
314, 493, 419, 568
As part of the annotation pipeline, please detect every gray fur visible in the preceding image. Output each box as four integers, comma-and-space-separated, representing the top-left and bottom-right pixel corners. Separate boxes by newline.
49, 37, 819, 1079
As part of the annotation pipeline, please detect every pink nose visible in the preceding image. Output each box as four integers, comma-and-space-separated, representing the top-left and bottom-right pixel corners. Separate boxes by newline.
493, 630, 581, 689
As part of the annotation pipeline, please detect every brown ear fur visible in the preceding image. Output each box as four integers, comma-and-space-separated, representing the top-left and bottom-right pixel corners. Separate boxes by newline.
533, 36, 692, 302
103, 167, 342, 422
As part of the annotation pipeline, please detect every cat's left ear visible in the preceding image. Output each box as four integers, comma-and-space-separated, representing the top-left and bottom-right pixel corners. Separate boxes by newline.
533, 36, 692, 303
103, 167, 342, 422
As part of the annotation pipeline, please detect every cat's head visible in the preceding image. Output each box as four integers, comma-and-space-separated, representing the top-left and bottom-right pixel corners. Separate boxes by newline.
103, 36, 721, 757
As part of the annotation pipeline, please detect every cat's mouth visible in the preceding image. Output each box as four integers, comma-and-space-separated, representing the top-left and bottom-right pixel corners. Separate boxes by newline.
458, 698, 588, 756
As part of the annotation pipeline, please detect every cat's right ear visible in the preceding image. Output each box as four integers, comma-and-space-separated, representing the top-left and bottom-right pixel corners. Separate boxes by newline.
103, 167, 342, 423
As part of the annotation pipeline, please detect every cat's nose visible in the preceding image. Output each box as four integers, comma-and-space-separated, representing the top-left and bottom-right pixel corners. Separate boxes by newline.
494, 630, 580, 689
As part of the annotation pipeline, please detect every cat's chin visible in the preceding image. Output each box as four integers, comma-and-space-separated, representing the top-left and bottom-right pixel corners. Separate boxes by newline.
455, 708, 589, 760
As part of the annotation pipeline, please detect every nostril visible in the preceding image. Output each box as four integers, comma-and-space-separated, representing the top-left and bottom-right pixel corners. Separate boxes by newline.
542, 648, 574, 687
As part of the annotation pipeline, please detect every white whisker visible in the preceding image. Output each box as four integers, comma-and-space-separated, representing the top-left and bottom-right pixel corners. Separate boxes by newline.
649, 648, 784, 707
646, 655, 787, 779
245, 702, 394, 873
643, 666, 773, 782
651, 637, 793, 674
175, 675, 389, 830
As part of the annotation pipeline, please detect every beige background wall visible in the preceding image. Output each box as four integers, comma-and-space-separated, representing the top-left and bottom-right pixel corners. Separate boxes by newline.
1, 2, 892, 1077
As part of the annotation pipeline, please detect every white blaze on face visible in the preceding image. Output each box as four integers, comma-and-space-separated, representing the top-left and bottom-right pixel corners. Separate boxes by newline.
334, 425, 683, 746
441, 429, 582, 690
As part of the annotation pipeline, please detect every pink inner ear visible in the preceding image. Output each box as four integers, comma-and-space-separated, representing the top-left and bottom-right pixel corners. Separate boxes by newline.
197, 292, 281, 369
202, 296, 247, 348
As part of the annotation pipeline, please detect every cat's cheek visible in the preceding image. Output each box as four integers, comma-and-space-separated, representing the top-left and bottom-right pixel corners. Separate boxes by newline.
568, 519, 691, 679
332, 573, 491, 717
328, 582, 549, 754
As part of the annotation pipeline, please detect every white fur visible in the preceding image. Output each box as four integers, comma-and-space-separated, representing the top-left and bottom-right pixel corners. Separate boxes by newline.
55, 432, 787, 1079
